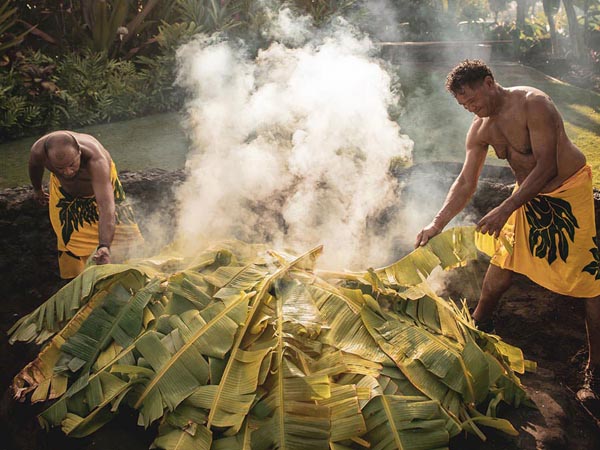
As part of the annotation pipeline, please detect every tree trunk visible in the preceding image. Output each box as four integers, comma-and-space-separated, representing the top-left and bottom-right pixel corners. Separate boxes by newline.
516, 0, 526, 28
515, 0, 528, 57
488, 0, 507, 23
543, 0, 560, 56
583, 0, 591, 48
80, 0, 95, 31
123, 0, 161, 44
447, 0, 458, 16
562, 0, 585, 61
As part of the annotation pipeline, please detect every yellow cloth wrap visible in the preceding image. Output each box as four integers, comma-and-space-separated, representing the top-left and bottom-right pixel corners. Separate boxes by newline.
49, 161, 144, 279
476, 165, 600, 298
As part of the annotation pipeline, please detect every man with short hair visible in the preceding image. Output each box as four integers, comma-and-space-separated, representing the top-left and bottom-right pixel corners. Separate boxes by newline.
415, 60, 600, 411
29, 130, 144, 278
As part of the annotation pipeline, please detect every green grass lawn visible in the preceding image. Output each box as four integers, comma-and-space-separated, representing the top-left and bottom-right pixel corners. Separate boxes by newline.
397, 62, 600, 185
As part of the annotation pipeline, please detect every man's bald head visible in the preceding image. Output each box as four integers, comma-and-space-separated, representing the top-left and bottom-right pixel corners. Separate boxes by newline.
44, 132, 82, 178
44, 132, 80, 163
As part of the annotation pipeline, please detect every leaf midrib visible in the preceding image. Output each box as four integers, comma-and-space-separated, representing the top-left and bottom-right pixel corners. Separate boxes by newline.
80, 279, 155, 374
381, 396, 404, 450
206, 246, 323, 429
134, 291, 252, 408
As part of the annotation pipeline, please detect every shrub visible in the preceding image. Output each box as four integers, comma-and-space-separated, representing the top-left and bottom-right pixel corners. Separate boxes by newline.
0, 50, 67, 140
55, 50, 144, 126
0, 47, 183, 142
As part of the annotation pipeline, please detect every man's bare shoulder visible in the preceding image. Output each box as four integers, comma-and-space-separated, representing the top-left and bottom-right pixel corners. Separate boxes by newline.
507, 86, 552, 103
510, 87, 559, 121
467, 116, 491, 147
29, 136, 48, 163
30, 136, 45, 153
76, 133, 112, 162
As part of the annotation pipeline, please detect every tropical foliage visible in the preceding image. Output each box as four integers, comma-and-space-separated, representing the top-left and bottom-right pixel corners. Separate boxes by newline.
9, 227, 534, 449
0, 48, 154, 138
1, 0, 599, 142
0, 0, 28, 56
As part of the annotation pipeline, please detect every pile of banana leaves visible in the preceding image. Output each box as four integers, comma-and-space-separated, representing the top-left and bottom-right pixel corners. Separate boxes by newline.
9, 226, 534, 450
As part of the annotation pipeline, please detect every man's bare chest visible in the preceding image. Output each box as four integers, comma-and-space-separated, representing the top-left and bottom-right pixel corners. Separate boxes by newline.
53, 170, 94, 197
484, 120, 532, 161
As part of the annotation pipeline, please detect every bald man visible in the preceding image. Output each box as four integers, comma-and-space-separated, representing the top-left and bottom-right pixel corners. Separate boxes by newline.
29, 131, 144, 278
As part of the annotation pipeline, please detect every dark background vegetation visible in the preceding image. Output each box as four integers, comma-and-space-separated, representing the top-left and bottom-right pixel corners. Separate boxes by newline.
0, 0, 599, 143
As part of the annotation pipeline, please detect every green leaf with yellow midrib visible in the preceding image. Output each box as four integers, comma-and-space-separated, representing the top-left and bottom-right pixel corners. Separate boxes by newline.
205, 246, 324, 430
133, 290, 253, 409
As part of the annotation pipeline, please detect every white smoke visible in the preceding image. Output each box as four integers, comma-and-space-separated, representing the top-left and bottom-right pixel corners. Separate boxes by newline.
175, 11, 413, 269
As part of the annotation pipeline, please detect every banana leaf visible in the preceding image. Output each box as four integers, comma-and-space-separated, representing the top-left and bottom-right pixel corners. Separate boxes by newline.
9, 264, 157, 345
152, 422, 213, 450
9, 227, 534, 448
11, 268, 159, 402
362, 394, 453, 450
134, 291, 252, 427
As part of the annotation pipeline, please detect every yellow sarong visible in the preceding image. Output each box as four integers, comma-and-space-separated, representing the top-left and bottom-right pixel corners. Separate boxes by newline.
49, 161, 144, 279
476, 165, 600, 298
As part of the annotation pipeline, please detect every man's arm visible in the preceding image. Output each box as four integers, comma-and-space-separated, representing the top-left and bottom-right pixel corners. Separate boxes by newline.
28, 140, 49, 205
415, 120, 488, 247
89, 157, 115, 264
476, 97, 558, 237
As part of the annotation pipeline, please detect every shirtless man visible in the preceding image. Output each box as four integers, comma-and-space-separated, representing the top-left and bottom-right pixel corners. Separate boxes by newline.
29, 131, 143, 277
415, 60, 600, 410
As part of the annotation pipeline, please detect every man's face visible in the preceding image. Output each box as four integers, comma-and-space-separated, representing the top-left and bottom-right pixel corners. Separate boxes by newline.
49, 146, 81, 179
454, 79, 492, 117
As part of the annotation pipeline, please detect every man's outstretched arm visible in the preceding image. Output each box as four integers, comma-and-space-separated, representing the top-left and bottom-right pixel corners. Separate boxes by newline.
89, 158, 115, 264
28, 140, 49, 205
415, 120, 488, 247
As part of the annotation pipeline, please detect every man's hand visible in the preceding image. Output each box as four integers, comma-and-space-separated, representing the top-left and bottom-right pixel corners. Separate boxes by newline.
415, 222, 442, 248
32, 188, 49, 206
477, 204, 512, 238
92, 246, 111, 265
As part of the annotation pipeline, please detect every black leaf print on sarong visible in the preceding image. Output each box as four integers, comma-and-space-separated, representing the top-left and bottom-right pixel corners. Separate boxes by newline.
524, 195, 579, 265
582, 236, 600, 280
57, 187, 99, 245
57, 179, 135, 245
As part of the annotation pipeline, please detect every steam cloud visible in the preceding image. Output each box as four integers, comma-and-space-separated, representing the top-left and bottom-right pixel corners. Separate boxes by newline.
175, 10, 414, 269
